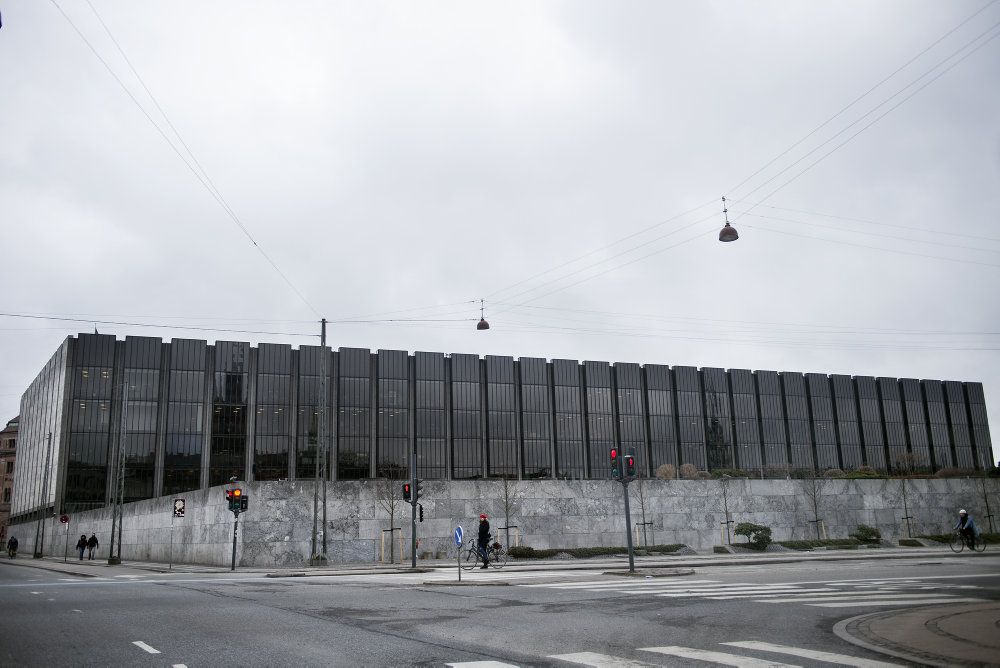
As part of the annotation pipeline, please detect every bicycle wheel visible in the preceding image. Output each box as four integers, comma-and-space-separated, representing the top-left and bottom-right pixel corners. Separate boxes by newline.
949, 532, 964, 553
490, 546, 508, 569
461, 545, 480, 570
973, 535, 987, 553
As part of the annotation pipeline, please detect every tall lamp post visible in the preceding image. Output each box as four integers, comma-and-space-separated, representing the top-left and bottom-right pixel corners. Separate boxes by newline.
108, 380, 130, 565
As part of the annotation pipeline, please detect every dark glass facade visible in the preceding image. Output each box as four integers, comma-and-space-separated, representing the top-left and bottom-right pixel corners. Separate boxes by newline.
8, 334, 996, 519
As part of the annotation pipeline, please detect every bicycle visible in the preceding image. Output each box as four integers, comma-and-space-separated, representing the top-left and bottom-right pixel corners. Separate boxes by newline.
949, 530, 987, 553
459, 536, 508, 570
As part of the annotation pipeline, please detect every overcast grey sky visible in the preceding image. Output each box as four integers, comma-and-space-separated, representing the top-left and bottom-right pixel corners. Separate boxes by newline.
1, 1, 997, 463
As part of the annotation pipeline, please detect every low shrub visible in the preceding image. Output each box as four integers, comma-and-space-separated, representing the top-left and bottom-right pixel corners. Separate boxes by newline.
711, 468, 751, 479
850, 524, 882, 544
822, 468, 847, 479
734, 522, 772, 550
655, 464, 676, 480
508, 544, 686, 559
933, 467, 976, 478
919, 533, 1000, 544
679, 463, 699, 479
779, 538, 861, 550
898, 538, 922, 547
846, 466, 883, 479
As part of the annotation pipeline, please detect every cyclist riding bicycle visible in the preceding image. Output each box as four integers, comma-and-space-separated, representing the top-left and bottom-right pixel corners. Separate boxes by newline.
6, 535, 17, 559
954, 509, 980, 549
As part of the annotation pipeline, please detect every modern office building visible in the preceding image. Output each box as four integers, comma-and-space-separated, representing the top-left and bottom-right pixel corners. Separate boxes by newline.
0, 416, 18, 540
9, 333, 994, 522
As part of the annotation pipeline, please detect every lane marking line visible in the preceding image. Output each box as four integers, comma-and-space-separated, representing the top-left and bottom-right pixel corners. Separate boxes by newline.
132, 641, 161, 654
724, 640, 905, 667
759, 593, 971, 603
71, 609, 82, 613
809, 597, 985, 608
444, 662, 519, 667
550, 651, 656, 667
641, 645, 801, 667
172, 664, 187, 668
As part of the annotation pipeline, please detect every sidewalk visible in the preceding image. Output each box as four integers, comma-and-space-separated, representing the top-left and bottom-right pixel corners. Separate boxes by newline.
835, 602, 1000, 666
1, 543, 988, 579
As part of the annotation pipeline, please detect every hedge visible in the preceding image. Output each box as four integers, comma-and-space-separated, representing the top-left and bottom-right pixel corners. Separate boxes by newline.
508, 544, 685, 559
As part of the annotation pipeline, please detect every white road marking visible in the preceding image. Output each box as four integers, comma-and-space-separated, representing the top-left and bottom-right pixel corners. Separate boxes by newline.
798, 573, 1000, 585
524, 579, 719, 589
71, 609, 82, 613
550, 651, 655, 667
724, 640, 905, 667
705, 589, 838, 599
655, 587, 815, 597
641, 645, 801, 667
172, 664, 187, 668
810, 597, 985, 608
47, 598, 55, 601
760, 593, 974, 604
30, 591, 41, 595
445, 662, 519, 667
132, 641, 161, 654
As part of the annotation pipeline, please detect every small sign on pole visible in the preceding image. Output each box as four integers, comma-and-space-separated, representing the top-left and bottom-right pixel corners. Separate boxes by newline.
173, 499, 185, 518
59, 515, 69, 524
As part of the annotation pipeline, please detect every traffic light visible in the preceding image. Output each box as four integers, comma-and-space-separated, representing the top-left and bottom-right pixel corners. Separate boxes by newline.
418, 504, 424, 522
610, 448, 622, 481
414, 480, 423, 503
226, 488, 243, 512
625, 454, 636, 480
402, 483, 411, 502
240, 497, 248, 511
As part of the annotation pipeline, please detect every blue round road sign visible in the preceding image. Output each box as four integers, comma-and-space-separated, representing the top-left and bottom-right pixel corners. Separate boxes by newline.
454, 526, 464, 546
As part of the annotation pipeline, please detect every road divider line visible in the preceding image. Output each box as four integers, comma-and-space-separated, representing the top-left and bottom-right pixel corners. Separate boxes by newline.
810, 597, 985, 608
640, 645, 801, 667
132, 641, 161, 654
444, 661, 519, 667
759, 593, 969, 603
549, 651, 656, 666
723, 640, 905, 667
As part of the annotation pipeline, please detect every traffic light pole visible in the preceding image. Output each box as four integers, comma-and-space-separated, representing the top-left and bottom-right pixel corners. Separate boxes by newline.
621, 479, 635, 573
231, 512, 239, 572
410, 452, 417, 568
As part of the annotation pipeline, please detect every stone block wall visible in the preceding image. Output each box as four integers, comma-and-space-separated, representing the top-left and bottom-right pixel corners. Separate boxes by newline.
13, 477, 998, 567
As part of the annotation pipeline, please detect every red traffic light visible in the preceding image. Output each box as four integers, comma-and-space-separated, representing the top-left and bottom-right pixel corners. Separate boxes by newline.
626, 456, 634, 467
610, 448, 618, 460
403, 484, 411, 494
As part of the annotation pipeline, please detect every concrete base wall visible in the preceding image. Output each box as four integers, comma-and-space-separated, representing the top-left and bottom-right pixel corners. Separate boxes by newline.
13, 477, 998, 567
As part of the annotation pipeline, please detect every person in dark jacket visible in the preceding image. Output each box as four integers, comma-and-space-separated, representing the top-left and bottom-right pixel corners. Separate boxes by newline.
86, 534, 99, 560
75, 535, 87, 560
477, 514, 491, 569
954, 509, 980, 549
6, 536, 17, 559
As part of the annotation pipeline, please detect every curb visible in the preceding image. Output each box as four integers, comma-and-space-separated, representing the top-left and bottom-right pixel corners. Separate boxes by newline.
832, 609, 950, 667
0, 559, 99, 578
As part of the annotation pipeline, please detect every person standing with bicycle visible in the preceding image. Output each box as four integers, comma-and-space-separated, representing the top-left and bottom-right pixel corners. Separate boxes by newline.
955, 509, 980, 549
478, 514, 491, 569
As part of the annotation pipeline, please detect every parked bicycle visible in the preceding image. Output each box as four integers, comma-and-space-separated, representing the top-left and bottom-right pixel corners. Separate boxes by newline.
949, 530, 987, 553
460, 535, 508, 570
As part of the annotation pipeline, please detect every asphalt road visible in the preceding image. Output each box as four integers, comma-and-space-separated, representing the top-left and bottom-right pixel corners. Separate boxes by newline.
1, 555, 998, 666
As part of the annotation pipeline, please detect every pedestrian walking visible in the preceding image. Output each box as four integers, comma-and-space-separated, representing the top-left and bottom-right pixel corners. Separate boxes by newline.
75, 534, 87, 560
86, 533, 99, 560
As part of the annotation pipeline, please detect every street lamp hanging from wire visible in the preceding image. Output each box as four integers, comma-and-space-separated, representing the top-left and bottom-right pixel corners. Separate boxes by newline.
719, 196, 739, 242
476, 299, 490, 330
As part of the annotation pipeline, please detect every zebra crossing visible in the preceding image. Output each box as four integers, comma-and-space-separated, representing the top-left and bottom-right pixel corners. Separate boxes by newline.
446, 639, 904, 667
332, 568, 594, 586
520, 573, 991, 608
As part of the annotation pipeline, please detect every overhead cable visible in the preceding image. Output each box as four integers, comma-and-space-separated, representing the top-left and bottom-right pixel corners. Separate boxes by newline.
48, 0, 321, 317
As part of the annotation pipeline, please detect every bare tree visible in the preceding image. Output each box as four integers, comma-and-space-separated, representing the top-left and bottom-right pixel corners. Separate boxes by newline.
498, 475, 524, 548
801, 476, 828, 540
719, 475, 734, 544
980, 475, 997, 533
374, 463, 407, 563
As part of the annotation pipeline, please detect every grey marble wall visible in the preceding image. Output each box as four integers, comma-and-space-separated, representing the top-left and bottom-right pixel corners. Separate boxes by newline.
17, 477, 998, 567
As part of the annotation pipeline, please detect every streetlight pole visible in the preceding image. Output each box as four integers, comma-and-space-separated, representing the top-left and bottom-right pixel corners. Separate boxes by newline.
310, 318, 329, 565
32, 432, 53, 558
108, 381, 129, 565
